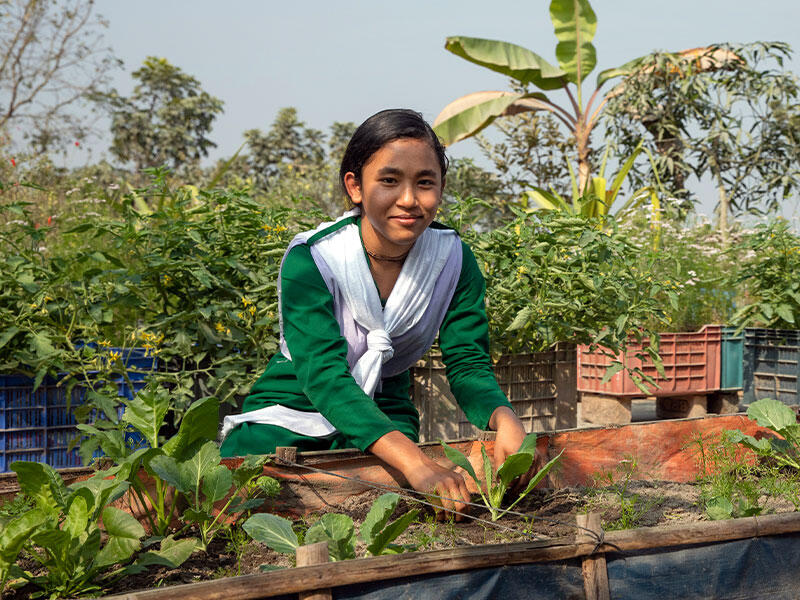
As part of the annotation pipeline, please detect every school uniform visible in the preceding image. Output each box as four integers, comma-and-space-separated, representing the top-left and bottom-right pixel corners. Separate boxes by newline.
220, 212, 511, 457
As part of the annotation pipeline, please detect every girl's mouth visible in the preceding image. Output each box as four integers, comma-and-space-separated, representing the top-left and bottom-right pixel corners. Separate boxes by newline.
390, 215, 421, 225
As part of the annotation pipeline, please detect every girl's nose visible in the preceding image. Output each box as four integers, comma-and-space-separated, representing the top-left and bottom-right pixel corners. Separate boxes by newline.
397, 185, 417, 207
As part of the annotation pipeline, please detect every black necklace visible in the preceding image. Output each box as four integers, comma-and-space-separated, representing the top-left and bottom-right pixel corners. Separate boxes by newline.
365, 247, 409, 263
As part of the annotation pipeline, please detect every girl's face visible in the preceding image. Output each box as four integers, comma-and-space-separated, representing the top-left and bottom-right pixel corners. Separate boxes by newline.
344, 138, 443, 256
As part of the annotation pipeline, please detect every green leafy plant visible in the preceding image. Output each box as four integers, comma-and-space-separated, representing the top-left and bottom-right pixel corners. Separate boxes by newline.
525, 141, 663, 225
689, 427, 787, 521
79, 384, 276, 548
151, 447, 274, 549
729, 219, 800, 330
729, 398, 800, 470
440, 433, 562, 521
0, 462, 191, 598
243, 493, 419, 564
433, 0, 737, 195
617, 212, 739, 332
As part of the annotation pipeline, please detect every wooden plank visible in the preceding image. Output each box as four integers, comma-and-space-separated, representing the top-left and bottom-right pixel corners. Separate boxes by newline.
102, 512, 800, 600
576, 513, 610, 600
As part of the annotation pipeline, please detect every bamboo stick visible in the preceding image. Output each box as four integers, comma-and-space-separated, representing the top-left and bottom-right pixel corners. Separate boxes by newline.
296, 542, 331, 600
102, 512, 800, 600
577, 513, 610, 600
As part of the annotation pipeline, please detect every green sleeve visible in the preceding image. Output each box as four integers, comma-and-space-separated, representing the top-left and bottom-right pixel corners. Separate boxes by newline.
280, 244, 399, 451
438, 241, 512, 429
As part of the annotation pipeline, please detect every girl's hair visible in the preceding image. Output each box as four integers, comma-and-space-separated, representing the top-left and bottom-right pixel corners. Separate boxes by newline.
339, 109, 448, 201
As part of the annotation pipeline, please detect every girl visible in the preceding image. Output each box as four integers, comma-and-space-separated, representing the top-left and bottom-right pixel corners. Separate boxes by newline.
221, 109, 532, 515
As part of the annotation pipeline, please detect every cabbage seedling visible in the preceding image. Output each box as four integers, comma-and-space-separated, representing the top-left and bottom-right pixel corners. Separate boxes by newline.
441, 434, 562, 521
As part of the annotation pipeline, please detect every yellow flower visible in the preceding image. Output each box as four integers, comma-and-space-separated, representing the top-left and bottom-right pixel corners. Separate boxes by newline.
237, 312, 245, 319
99, 340, 111, 348
248, 305, 256, 315
108, 350, 122, 362
161, 274, 172, 285
215, 322, 226, 333
241, 297, 253, 307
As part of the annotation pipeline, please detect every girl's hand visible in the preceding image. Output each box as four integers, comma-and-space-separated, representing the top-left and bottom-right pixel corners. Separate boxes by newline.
489, 406, 546, 492
402, 457, 472, 520
369, 430, 471, 521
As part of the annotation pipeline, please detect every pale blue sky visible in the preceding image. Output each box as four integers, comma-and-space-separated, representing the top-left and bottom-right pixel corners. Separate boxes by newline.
94, 0, 800, 216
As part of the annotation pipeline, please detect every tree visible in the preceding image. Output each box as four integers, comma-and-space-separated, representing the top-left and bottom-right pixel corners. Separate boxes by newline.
100, 57, 224, 172
242, 108, 356, 215
244, 107, 326, 183
603, 43, 800, 236
0, 0, 118, 153
473, 109, 574, 201
434, 0, 737, 197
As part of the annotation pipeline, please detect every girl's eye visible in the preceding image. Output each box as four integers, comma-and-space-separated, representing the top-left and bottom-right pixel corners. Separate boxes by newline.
380, 177, 397, 184
419, 179, 436, 186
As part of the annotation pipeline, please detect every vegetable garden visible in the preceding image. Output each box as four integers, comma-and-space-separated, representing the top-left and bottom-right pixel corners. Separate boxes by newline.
3, 0, 800, 597
3, 174, 800, 598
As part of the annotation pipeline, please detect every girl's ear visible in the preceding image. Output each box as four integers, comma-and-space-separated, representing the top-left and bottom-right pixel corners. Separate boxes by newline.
343, 172, 362, 205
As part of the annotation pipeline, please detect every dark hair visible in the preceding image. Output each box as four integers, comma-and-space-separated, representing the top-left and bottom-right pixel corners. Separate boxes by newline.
339, 109, 448, 201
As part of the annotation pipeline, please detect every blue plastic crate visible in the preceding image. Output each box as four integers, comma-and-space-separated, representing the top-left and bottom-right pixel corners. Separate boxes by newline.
0, 348, 155, 473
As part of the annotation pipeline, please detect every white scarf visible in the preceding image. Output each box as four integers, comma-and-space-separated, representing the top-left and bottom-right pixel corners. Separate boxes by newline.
220, 209, 457, 440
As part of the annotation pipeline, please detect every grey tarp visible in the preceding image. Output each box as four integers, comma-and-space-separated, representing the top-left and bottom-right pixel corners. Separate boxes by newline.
292, 533, 800, 600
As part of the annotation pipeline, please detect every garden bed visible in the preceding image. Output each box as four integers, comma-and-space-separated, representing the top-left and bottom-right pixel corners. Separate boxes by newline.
3, 413, 797, 599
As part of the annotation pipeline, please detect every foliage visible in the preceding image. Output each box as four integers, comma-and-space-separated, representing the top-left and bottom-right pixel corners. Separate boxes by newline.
730, 398, 800, 471
618, 210, 739, 332
524, 141, 663, 222
440, 159, 508, 228
0, 173, 324, 427
80, 385, 277, 548
0, 0, 119, 153
239, 108, 356, 216
433, 0, 733, 197
586, 456, 661, 530
243, 493, 419, 563
689, 429, 788, 521
441, 434, 561, 521
446, 208, 672, 382
603, 42, 800, 228
97, 57, 224, 173
729, 219, 800, 330
0, 461, 191, 598
472, 109, 573, 215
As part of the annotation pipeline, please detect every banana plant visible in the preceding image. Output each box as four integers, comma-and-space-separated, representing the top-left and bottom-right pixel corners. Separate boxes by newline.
524, 141, 664, 243
434, 0, 740, 195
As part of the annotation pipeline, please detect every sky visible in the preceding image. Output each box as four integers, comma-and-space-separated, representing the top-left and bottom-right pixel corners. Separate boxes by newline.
87, 0, 800, 217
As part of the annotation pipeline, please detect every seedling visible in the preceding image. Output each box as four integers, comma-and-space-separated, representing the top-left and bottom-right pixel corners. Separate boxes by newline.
243, 492, 419, 563
441, 433, 562, 521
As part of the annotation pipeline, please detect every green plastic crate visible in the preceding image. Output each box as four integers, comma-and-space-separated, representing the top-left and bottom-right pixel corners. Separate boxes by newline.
720, 327, 743, 390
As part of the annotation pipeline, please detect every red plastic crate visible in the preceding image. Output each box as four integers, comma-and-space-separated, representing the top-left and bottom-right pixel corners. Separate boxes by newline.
577, 325, 722, 397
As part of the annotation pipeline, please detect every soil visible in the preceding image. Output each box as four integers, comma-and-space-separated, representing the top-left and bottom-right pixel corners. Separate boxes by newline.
4, 479, 797, 599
